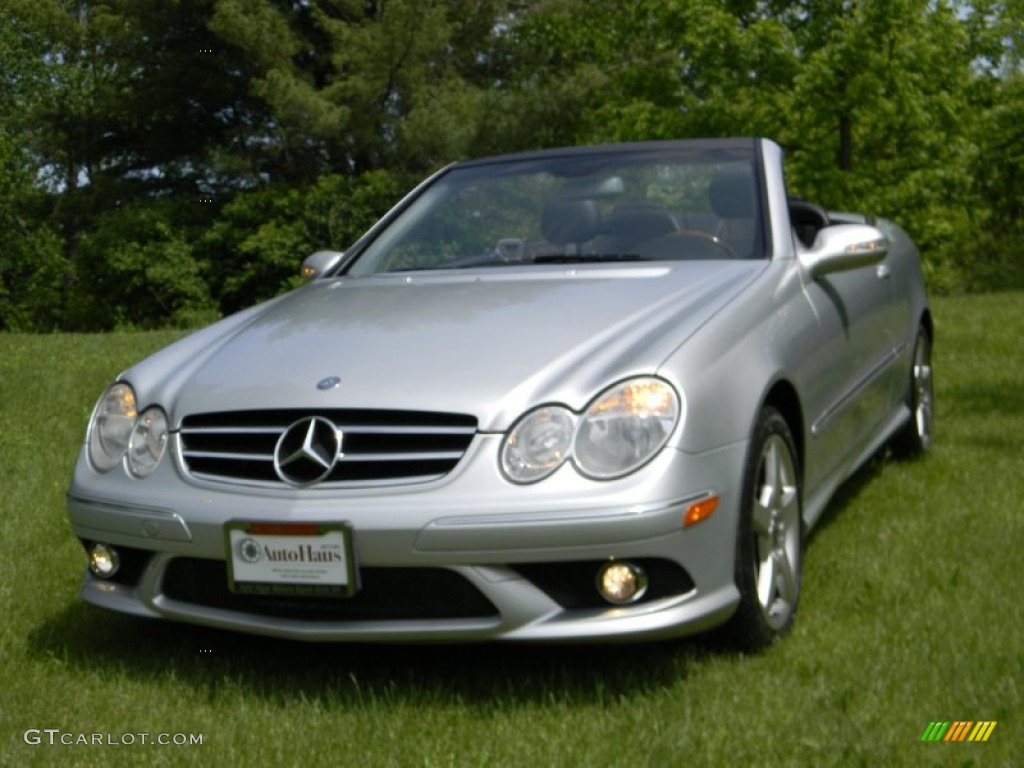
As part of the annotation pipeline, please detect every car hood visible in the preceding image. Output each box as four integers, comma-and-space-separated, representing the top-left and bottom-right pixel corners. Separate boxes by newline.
127, 262, 766, 431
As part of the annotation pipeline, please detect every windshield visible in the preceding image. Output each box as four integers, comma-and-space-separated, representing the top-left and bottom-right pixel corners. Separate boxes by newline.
347, 146, 764, 276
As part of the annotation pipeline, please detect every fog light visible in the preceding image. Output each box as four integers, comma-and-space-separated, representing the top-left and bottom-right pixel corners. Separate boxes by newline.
596, 561, 648, 605
88, 543, 120, 578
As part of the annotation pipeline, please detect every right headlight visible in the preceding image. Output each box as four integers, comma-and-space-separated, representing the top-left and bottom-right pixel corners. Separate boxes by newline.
87, 382, 138, 473
88, 382, 138, 471
127, 406, 169, 477
500, 377, 681, 484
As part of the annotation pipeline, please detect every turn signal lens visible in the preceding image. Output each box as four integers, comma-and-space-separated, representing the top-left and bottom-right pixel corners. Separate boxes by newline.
683, 495, 719, 528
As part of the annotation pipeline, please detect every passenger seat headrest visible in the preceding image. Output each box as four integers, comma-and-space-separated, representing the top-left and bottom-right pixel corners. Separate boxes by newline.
710, 164, 757, 219
541, 199, 601, 244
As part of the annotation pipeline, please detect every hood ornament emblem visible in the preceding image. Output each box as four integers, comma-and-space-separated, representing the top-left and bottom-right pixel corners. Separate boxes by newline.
274, 417, 343, 486
317, 376, 341, 390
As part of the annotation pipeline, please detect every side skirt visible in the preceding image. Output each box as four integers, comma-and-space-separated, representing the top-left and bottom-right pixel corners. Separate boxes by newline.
802, 404, 911, 532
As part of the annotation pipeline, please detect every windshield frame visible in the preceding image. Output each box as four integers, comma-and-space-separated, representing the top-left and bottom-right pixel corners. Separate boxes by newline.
335, 139, 771, 278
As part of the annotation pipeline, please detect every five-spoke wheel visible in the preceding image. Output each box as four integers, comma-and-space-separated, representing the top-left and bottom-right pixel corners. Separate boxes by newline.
892, 326, 934, 458
725, 406, 802, 650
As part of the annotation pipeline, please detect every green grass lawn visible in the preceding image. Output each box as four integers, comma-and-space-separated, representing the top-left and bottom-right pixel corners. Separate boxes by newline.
1, 294, 1021, 767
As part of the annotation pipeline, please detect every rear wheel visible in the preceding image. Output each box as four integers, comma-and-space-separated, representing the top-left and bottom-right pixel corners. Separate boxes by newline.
891, 326, 933, 458
724, 407, 802, 651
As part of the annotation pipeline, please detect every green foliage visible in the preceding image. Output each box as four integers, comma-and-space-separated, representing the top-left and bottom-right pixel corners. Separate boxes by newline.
209, 0, 507, 173
0, 3, 69, 330
0, 221, 67, 332
499, 0, 1023, 295
772, 0, 979, 284
0, 126, 69, 331
2, 0, 1024, 331
959, 71, 1024, 292
68, 202, 219, 330
202, 170, 407, 313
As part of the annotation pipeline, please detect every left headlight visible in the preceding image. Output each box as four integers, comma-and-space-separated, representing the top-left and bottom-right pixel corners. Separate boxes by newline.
574, 378, 680, 479
500, 377, 681, 484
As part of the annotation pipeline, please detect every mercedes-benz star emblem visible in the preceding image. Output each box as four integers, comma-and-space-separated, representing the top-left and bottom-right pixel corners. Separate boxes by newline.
273, 416, 343, 486
317, 376, 342, 390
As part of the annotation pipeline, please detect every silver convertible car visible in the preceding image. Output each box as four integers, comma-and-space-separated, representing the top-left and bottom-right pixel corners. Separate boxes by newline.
68, 138, 932, 649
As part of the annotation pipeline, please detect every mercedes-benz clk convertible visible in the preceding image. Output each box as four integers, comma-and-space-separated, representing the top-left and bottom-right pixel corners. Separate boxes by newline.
67, 138, 932, 649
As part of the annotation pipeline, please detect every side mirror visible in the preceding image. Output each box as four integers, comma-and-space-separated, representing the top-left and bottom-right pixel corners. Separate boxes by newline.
800, 224, 888, 279
301, 250, 345, 280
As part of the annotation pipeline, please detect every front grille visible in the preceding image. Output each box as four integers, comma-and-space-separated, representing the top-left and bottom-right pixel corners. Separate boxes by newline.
178, 409, 476, 487
162, 558, 499, 621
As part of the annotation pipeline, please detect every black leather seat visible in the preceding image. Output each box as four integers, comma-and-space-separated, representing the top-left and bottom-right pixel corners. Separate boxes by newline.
599, 202, 681, 253
788, 197, 831, 247
541, 199, 602, 245
708, 164, 757, 258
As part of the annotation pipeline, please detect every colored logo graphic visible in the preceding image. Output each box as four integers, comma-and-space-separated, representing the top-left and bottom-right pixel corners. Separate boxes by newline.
238, 538, 263, 564
921, 721, 997, 742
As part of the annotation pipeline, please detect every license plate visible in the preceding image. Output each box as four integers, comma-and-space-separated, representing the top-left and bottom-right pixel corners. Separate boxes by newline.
225, 521, 357, 597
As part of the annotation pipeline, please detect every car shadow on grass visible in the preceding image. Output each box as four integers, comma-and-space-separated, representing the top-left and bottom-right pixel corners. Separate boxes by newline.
804, 450, 888, 546
27, 601, 722, 706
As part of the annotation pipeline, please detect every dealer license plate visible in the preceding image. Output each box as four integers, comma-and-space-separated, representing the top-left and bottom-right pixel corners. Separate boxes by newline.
225, 521, 357, 597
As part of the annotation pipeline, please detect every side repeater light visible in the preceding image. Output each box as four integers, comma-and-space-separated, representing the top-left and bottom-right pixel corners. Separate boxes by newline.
683, 495, 719, 528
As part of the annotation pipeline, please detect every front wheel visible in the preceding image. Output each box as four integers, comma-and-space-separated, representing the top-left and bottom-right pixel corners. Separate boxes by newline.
891, 326, 933, 458
723, 407, 803, 651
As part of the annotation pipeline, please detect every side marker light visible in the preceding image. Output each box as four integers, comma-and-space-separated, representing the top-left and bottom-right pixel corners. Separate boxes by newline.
683, 495, 719, 528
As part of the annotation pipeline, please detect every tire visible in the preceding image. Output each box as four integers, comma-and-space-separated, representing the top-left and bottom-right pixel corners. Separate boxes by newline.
723, 406, 803, 651
891, 326, 934, 458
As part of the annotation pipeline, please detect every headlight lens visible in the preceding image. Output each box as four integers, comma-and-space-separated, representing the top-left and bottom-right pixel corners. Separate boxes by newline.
500, 405, 575, 483
501, 378, 682, 484
573, 377, 680, 479
88, 383, 138, 471
127, 406, 169, 477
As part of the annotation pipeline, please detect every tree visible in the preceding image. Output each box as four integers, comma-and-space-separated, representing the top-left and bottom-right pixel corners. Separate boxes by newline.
0, 2, 68, 330
200, 170, 406, 314
3, 0, 281, 328
3, 0, 1022, 333
496, 0, 1000, 289
209, 0, 511, 176
67, 200, 220, 330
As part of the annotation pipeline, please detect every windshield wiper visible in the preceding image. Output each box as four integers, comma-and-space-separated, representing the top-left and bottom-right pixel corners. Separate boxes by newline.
395, 254, 507, 271
531, 253, 653, 264
389, 252, 655, 272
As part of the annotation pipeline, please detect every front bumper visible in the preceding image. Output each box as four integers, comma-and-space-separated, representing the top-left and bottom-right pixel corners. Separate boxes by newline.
68, 437, 748, 642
